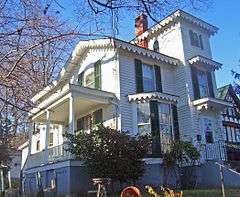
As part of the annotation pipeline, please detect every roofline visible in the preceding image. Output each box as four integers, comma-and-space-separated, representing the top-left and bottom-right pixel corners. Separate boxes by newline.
131, 9, 218, 42
31, 38, 180, 103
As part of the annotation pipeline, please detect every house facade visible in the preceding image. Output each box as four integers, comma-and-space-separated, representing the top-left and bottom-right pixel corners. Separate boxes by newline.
20, 10, 237, 196
217, 84, 240, 164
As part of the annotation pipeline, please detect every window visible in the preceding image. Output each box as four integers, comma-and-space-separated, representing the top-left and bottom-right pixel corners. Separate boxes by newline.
227, 126, 232, 142
49, 132, 54, 147
203, 118, 214, 143
158, 103, 172, 152
76, 109, 103, 133
153, 40, 159, 52
85, 72, 95, 88
137, 102, 173, 155
197, 70, 209, 98
78, 60, 101, 90
228, 107, 236, 117
189, 30, 204, 49
36, 140, 40, 151
236, 128, 240, 143
137, 102, 151, 136
142, 64, 155, 92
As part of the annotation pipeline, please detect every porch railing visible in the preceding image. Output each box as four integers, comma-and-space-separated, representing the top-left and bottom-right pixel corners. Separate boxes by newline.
201, 141, 227, 162
25, 143, 72, 169
48, 143, 72, 163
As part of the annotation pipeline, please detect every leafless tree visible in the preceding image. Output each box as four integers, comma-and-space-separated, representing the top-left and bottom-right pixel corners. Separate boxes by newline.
0, 0, 211, 135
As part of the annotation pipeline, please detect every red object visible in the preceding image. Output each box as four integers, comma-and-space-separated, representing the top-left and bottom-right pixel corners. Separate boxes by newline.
121, 186, 142, 197
135, 14, 148, 48
135, 14, 148, 37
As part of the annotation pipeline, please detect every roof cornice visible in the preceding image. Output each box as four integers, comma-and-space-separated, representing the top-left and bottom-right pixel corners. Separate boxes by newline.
132, 9, 218, 42
188, 55, 222, 71
31, 38, 179, 103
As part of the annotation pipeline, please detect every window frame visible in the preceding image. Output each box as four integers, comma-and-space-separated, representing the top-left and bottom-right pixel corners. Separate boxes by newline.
36, 140, 40, 151
202, 117, 214, 144
142, 63, 156, 92
189, 29, 204, 49
137, 101, 174, 155
197, 69, 210, 98
49, 132, 54, 147
84, 71, 95, 88
137, 102, 151, 136
153, 40, 159, 52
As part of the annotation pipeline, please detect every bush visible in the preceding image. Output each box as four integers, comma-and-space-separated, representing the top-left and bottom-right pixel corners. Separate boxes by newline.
65, 125, 151, 184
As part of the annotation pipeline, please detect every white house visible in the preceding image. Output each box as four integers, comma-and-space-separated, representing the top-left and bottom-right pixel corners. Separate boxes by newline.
20, 9, 239, 196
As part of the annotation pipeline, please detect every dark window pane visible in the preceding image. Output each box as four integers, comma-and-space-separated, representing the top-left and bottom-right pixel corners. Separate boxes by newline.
153, 40, 159, 52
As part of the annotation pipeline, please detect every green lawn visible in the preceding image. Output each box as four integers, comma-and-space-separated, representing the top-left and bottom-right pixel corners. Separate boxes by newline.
109, 189, 240, 197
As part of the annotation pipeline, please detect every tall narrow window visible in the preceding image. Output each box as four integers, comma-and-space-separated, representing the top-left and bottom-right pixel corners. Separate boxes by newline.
93, 109, 103, 125
236, 128, 240, 143
94, 60, 101, 90
142, 64, 155, 92
78, 72, 84, 87
137, 102, 151, 136
36, 140, 40, 151
153, 40, 159, 52
158, 103, 172, 152
49, 133, 54, 147
203, 118, 213, 143
197, 70, 209, 98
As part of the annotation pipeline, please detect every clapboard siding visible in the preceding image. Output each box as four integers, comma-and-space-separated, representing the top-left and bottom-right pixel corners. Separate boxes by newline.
72, 48, 118, 95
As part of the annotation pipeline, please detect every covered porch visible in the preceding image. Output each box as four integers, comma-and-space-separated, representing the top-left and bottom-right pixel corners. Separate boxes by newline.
27, 84, 117, 168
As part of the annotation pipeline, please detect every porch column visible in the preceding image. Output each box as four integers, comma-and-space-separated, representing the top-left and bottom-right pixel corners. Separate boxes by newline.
44, 110, 50, 164
28, 122, 34, 156
69, 95, 75, 134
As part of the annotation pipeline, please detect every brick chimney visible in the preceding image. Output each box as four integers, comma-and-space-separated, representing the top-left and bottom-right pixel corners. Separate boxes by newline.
135, 13, 148, 48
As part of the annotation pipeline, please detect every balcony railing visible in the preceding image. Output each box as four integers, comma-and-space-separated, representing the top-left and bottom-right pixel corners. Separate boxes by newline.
25, 144, 72, 169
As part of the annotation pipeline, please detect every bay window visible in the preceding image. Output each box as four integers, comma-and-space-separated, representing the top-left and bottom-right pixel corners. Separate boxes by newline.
158, 103, 172, 150
137, 102, 151, 136
137, 101, 177, 156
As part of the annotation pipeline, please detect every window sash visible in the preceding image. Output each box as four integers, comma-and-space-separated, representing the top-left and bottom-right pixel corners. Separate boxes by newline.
203, 118, 214, 143
142, 64, 155, 92
85, 72, 95, 88
197, 70, 210, 98
137, 102, 173, 155
49, 133, 54, 147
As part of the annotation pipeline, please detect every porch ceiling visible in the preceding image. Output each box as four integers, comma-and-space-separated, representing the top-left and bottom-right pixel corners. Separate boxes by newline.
35, 97, 108, 124
32, 84, 117, 123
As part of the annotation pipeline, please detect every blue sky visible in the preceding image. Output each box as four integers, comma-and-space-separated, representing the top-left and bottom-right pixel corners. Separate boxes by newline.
196, 0, 240, 88
117, 1, 240, 88
59, 0, 240, 88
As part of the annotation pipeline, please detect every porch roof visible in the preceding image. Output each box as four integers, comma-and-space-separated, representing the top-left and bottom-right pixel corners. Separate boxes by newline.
192, 97, 232, 111
30, 84, 116, 121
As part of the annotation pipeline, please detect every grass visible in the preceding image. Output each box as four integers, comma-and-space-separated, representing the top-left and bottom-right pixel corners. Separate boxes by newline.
109, 189, 240, 197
